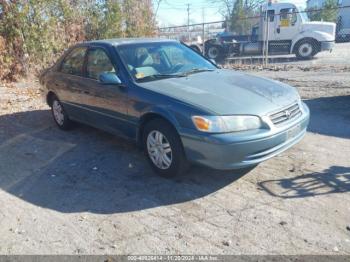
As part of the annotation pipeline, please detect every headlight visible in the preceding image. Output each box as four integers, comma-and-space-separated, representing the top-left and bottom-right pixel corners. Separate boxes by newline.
192, 115, 262, 133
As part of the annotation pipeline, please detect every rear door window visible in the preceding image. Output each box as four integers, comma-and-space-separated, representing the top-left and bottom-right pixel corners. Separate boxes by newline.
60, 47, 87, 76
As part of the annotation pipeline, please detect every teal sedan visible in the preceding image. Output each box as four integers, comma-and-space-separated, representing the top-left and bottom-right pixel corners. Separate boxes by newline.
40, 38, 310, 177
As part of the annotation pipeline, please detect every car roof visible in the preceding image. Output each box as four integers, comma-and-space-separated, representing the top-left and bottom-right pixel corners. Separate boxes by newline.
81, 38, 178, 47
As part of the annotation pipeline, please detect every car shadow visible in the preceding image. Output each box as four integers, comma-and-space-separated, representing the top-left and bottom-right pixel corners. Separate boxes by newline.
258, 166, 350, 199
304, 95, 350, 139
0, 109, 251, 214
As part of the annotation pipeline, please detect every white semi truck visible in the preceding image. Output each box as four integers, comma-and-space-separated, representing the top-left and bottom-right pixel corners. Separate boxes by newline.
205, 2, 336, 60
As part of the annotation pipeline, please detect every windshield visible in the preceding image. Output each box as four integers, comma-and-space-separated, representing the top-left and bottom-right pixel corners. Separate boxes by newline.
116, 42, 216, 81
299, 10, 309, 22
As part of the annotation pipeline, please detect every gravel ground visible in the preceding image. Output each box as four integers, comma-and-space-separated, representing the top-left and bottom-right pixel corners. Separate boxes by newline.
0, 65, 349, 255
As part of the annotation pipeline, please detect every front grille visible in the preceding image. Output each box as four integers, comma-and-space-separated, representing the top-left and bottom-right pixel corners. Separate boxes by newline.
270, 103, 302, 125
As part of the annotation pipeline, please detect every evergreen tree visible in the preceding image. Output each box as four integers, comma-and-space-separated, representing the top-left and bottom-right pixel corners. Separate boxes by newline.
307, 0, 338, 22
229, 0, 254, 34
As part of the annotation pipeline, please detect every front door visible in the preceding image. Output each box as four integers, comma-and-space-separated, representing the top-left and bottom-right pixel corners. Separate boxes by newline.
275, 7, 300, 40
78, 47, 131, 138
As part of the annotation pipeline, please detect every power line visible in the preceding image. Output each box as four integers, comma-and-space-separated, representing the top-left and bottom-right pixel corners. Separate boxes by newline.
159, 0, 218, 10
158, 5, 350, 29
157, 0, 223, 26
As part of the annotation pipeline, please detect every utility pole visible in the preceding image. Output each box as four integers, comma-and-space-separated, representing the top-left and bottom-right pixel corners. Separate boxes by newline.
202, 7, 205, 55
187, 3, 191, 43
202, 7, 205, 24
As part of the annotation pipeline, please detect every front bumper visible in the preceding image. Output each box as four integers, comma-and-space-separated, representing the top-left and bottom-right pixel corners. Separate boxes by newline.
320, 41, 335, 51
180, 102, 310, 170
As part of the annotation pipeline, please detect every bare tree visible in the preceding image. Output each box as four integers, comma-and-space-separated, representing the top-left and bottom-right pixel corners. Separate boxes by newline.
154, 0, 162, 18
209, 0, 233, 17
209, 0, 263, 34
209, 0, 264, 17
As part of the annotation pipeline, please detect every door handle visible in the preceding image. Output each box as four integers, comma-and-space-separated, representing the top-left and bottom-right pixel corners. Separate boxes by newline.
277, 27, 281, 34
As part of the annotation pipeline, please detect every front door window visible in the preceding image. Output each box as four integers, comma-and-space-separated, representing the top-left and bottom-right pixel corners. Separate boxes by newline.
86, 48, 116, 80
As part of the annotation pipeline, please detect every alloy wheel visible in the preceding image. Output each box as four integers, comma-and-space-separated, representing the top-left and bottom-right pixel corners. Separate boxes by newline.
52, 100, 65, 126
146, 130, 172, 170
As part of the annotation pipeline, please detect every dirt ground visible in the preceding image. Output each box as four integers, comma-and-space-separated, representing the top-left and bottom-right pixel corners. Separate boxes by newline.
0, 64, 349, 255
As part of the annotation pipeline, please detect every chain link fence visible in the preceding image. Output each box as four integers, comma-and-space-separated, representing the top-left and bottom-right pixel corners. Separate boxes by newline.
157, 4, 350, 66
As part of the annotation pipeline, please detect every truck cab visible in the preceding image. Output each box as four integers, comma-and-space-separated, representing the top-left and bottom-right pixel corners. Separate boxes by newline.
205, 2, 336, 60
261, 2, 336, 58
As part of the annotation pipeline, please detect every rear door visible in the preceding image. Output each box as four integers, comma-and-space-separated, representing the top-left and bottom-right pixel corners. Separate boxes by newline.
56, 46, 89, 120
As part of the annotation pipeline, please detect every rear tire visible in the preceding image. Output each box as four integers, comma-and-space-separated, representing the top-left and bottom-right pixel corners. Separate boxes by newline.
206, 45, 222, 61
50, 96, 72, 130
143, 119, 188, 178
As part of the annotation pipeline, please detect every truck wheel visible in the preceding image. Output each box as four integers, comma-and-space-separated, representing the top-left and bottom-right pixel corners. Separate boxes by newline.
207, 46, 221, 60
295, 39, 318, 59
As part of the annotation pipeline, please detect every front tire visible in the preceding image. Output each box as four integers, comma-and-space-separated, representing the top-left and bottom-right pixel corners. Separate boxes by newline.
295, 39, 318, 59
143, 119, 188, 177
51, 96, 72, 130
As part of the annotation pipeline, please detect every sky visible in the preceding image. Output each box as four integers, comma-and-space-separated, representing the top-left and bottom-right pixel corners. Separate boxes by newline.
155, 0, 308, 27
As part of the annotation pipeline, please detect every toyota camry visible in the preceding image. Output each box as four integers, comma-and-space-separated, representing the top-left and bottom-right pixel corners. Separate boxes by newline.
40, 38, 310, 177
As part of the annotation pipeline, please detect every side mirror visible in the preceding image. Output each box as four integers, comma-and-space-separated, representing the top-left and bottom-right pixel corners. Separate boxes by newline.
99, 72, 122, 85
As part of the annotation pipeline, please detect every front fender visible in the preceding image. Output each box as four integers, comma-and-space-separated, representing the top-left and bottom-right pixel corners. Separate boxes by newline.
291, 31, 334, 51
129, 83, 213, 145
140, 106, 182, 132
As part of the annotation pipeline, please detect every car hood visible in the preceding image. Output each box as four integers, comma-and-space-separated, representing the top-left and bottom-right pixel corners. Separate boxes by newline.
138, 69, 300, 115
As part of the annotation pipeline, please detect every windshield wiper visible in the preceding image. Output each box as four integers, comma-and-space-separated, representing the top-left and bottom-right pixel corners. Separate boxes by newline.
137, 73, 186, 82
182, 68, 215, 76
